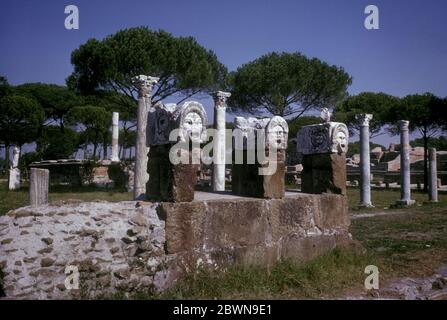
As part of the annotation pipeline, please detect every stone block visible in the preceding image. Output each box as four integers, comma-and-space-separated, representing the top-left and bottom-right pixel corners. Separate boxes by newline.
232, 150, 285, 199
301, 153, 347, 195
147, 145, 198, 202
162, 193, 351, 266
30, 168, 49, 206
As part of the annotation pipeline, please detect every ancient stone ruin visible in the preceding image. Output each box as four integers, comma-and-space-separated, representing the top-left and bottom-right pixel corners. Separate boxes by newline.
232, 116, 289, 199
0, 76, 354, 299
146, 101, 207, 202
296, 109, 349, 195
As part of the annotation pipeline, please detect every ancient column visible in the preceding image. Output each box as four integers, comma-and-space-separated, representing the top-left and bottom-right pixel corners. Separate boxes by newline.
429, 148, 438, 202
396, 120, 415, 206
356, 114, 373, 207
30, 168, 49, 206
132, 75, 159, 200
8, 146, 21, 190
110, 112, 120, 162
212, 91, 231, 192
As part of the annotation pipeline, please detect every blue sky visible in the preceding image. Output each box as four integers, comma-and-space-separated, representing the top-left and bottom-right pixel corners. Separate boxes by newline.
1, 0, 446, 147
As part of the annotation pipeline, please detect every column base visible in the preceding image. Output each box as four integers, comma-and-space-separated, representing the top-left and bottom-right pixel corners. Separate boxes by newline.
395, 199, 416, 206
358, 202, 374, 209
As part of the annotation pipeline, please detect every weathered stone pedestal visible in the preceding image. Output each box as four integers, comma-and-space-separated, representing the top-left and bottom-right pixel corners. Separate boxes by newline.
147, 144, 198, 202
232, 150, 286, 199
30, 168, 49, 206
297, 118, 349, 196
146, 101, 207, 202
231, 116, 288, 199
160, 192, 351, 266
301, 153, 347, 195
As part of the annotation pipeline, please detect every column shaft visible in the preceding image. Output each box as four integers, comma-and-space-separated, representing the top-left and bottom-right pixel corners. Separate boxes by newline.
397, 120, 415, 206
356, 114, 373, 207
212, 91, 231, 192
111, 112, 119, 162
360, 125, 372, 206
429, 148, 438, 202
133, 75, 158, 200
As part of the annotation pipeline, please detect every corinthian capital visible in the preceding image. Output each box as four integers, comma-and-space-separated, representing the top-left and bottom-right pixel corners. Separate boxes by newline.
356, 113, 373, 127
399, 120, 410, 131
212, 91, 231, 108
132, 75, 159, 98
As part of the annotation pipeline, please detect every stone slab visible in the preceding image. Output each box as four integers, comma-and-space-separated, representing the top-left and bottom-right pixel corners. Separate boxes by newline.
160, 193, 351, 265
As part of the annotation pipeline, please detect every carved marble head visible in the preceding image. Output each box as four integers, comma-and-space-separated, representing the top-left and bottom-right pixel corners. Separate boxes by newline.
233, 116, 288, 150
147, 103, 175, 146
331, 123, 349, 154
147, 101, 207, 146
173, 101, 207, 143
233, 117, 268, 150
297, 122, 349, 155
266, 116, 289, 150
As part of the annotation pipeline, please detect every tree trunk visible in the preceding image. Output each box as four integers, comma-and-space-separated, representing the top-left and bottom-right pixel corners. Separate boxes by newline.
93, 143, 97, 160
423, 131, 429, 192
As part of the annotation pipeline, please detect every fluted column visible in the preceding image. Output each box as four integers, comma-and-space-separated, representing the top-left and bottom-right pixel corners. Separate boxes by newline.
110, 112, 120, 162
356, 114, 373, 207
212, 91, 231, 192
396, 120, 415, 206
132, 75, 159, 200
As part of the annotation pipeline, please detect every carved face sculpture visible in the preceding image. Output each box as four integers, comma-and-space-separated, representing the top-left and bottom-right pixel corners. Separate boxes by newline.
269, 125, 285, 149
310, 127, 328, 149
331, 124, 349, 154
151, 109, 171, 145
157, 113, 169, 136
183, 112, 203, 142
335, 130, 348, 153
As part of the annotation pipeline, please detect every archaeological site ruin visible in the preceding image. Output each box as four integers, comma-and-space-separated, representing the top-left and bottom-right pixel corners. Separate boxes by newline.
1, 4, 446, 304
0, 76, 362, 299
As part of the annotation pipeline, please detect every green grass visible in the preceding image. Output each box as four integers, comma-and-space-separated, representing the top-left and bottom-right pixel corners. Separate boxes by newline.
346, 187, 447, 212
102, 248, 377, 300
350, 205, 447, 278
158, 249, 377, 300
0, 181, 132, 215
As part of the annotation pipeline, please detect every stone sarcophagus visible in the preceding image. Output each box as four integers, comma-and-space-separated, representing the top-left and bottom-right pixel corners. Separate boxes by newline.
146, 101, 207, 202
296, 109, 349, 195
232, 116, 289, 199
